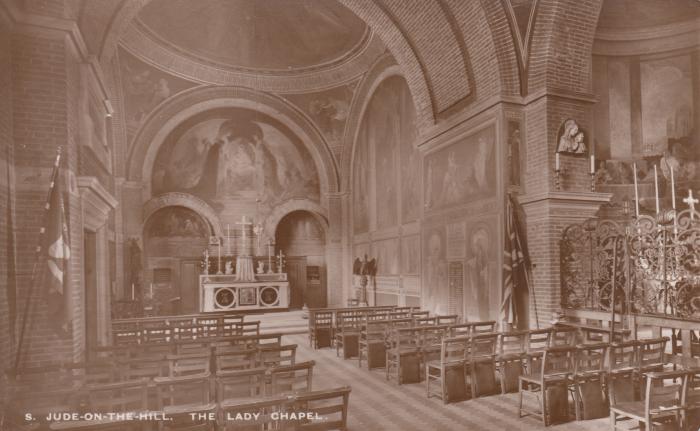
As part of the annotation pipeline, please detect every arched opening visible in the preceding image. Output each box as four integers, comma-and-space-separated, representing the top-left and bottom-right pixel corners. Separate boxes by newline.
143, 206, 209, 315
274, 210, 327, 309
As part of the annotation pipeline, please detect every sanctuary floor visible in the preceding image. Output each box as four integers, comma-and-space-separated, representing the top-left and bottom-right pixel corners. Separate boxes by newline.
284, 332, 611, 431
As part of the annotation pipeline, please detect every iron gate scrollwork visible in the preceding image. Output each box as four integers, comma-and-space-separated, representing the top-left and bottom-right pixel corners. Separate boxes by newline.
561, 208, 700, 321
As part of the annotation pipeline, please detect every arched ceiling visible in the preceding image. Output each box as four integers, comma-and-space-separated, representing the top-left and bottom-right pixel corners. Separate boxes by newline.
135, 0, 370, 72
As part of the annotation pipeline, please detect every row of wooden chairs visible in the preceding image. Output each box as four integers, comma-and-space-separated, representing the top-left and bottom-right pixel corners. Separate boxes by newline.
308, 306, 418, 349
113, 319, 259, 346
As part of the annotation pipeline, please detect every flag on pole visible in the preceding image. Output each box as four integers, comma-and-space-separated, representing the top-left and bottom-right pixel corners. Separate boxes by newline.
45, 153, 71, 337
501, 196, 529, 327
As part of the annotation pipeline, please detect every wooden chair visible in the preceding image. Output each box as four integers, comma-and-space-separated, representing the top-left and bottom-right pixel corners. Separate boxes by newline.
610, 369, 689, 431
410, 311, 430, 320
334, 312, 362, 359
216, 367, 267, 404
426, 336, 469, 403
217, 396, 287, 431
308, 310, 333, 349
166, 353, 211, 377
257, 344, 297, 368
419, 324, 449, 365
284, 387, 351, 431
637, 337, 669, 375
268, 360, 315, 396
119, 356, 167, 381
607, 340, 640, 405
495, 330, 527, 394
524, 328, 551, 374
571, 343, 609, 420
519, 346, 576, 426
386, 327, 420, 385
216, 348, 257, 372
141, 323, 172, 344
686, 369, 700, 431
239, 321, 261, 336
358, 320, 388, 370
448, 323, 471, 338
414, 316, 437, 326
466, 332, 499, 399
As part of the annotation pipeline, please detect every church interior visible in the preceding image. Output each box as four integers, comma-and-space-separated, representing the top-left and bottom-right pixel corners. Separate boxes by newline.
1, 0, 700, 430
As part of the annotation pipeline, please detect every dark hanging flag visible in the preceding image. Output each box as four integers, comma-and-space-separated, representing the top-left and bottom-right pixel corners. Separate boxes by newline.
44, 152, 71, 337
501, 195, 533, 328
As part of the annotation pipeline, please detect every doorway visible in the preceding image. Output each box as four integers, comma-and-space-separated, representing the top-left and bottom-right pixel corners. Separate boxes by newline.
180, 259, 201, 313
275, 211, 327, 310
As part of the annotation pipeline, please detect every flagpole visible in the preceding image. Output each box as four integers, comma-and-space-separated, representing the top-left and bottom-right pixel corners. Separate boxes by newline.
13, 147, 62, 373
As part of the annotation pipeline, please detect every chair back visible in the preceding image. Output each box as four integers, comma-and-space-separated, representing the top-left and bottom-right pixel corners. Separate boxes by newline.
286, 387, 351, 431
470, 321, 497, 335
541, 346, 575, 377
549, 326, 578, 347
217, 397, 286, 431
609, 340, 639, 372
498, 331, 527, 358
216, 367, 267, 402
154, 374, 212, 410
84, 379, 149, 413
268, 360, 314, 396
257, 344, 297, 368
216, 348, 257, 372
436, 315, 459, 326
410, 311, 430, 319
470, 333, 499, 362
526, 328, 551, 354
573, 343, 608, 376
441, 336, 469, 366
167, 353, 211, 377
449, 323, 471, 338
414, 316, 437, 326
638, 337, 668, 371
644, 370, 689, 419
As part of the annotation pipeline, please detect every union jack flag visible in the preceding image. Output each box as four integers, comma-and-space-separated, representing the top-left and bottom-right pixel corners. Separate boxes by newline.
501, 196, 530, 327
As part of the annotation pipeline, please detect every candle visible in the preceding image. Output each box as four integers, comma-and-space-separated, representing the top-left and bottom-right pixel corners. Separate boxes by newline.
131, 283, 135, 301
670, 166, 676, 209
590, 154, 595, 174
633, 162, 640, 217
226, 224, 231, 255
150, 283, 153, 297
654, 165, 660, 214
555, 153, 560, 171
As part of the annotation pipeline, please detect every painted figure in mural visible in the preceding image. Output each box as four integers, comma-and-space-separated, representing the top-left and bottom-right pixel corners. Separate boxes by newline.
426, 232, 448, 315
467, 228, 490, 320
473, 137, 491, 189
440, 151, 468, 205
557, 119, 580, 153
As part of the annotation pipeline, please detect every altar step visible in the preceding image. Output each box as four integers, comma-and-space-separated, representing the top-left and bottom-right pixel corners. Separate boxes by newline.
250, 309, 308, 335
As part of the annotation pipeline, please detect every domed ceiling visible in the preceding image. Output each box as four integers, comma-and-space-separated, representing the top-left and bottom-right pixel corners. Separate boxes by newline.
136, 0, 369, 71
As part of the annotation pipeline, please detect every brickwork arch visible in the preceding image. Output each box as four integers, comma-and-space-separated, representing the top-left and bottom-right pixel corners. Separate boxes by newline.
265, 199, 329, 242
142, 192, 223, 238
126, 85, 338, 199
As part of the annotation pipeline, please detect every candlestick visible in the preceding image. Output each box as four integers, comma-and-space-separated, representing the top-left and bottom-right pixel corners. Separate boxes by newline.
670, 166, 676, 209
633, 162, 640, 218
654, 165, 660, 215
267, 241, 273, 274
555, 153, 560, 171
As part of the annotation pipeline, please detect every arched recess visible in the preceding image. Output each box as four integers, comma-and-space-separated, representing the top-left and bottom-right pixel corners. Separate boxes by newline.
126, 86, 338, 199
340, 56, 404, 192
265, 199, 329, 243
143, 192, 223, 238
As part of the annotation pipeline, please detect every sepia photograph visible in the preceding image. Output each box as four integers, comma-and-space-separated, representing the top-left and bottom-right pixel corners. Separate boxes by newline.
1, 0, 700, 430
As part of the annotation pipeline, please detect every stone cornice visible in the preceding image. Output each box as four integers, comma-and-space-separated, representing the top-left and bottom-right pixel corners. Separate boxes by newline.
518, 191, 613, 222
594, 19, 700, 56
77, 176, 118, 231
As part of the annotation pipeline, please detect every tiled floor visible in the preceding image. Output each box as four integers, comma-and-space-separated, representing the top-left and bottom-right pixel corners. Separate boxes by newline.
284, 333, 611, 431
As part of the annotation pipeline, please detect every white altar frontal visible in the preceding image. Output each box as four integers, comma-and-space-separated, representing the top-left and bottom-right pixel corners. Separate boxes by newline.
200, 273, 289, 312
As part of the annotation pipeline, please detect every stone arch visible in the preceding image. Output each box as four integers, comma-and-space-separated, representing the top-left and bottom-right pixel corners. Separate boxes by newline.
339, 56, 404, 193
126, 85, 338, 198
142, 192, 223, 238
265, 199, 329, 243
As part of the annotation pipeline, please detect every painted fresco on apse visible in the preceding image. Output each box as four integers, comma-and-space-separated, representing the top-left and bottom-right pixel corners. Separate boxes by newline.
422, 226, 449, 315
424, 125, 496, 212
641, 55, 694, 154
146, 206, 209, 238
152, 108, 320, 212
400, 235, 420, 275
371, 238, 400, 276
464, 221, 497, 321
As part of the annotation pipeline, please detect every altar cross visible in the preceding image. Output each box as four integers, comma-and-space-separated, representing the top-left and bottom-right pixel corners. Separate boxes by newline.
684, 189, 698, 220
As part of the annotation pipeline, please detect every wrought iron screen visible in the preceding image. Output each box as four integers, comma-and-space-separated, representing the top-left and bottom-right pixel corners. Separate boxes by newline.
561, 208, 700, 321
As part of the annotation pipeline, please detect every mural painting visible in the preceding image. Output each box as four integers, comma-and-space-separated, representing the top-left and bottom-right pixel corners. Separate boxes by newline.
146, 206, 209, 238
422, 226, 448, 315
464, 221, 497, 321
152, 108, 320, 214
424, 125, 496, 211
400, 235, 420, 275
371, 238, 400, 276
118, 48, 196, 141
398, 81, 420, 223
507, 120, 522, 187
352, 130, 370, 234
370, 79, 399, 230
641, 55, 694, 154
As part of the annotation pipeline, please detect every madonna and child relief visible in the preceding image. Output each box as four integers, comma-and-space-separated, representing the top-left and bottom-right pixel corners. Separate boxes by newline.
152, 108, 320, 213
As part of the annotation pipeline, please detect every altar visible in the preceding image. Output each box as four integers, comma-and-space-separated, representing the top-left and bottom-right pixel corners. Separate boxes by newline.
200, 273, 289, 312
